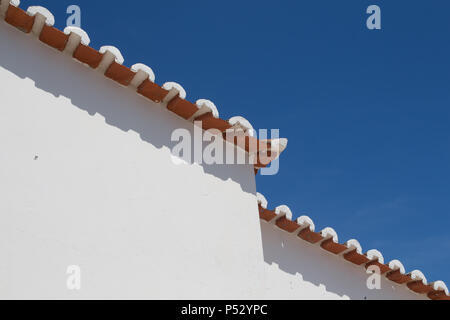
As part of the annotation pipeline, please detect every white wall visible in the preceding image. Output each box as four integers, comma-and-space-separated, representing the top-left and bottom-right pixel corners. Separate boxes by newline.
0, 20, 426, 300
0, 21, 264, 299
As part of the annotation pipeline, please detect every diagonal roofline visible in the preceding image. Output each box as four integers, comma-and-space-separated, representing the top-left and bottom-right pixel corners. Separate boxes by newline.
257, 192, 450, 300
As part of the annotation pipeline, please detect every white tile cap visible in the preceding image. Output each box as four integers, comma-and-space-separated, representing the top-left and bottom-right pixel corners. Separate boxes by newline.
256, 192, 268, 209
27, 6, 55, 26
64, 26, 90, 45
275, 205, 293, 220
99, 46, 124, 64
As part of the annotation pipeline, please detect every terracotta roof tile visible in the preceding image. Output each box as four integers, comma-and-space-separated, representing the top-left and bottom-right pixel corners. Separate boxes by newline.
194, 113, 232, 132
167, 96, 199, 119
1, 3, 287, 170
73, 44, 103, 68
320, 238, 348, 255
136, 79, 169, 103
39, 25, 69, 51
5, 4, 35, 33
105, 62, 136, 86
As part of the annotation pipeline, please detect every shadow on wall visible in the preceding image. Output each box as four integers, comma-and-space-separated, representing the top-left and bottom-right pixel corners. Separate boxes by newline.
0, 22, 256, 195
260, 222, 425, 300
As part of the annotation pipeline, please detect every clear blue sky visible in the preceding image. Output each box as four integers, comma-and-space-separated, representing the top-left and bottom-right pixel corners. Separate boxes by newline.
23, 0, 450, 284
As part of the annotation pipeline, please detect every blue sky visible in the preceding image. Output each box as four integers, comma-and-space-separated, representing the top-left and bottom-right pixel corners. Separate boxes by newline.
23, 1, 450, 284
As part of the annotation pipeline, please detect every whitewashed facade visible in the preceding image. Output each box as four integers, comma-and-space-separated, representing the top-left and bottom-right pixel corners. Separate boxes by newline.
0, 16, 428, 299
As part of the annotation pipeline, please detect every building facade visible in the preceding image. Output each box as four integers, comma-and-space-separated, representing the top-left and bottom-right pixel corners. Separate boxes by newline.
0, 2, 447, 300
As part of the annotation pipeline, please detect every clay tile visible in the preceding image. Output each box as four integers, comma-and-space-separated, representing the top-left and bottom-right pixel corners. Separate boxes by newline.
386, 269, 412, 284
427, 290, 450, 300
256, 193, 268, 209
39, 25, 69, 51
255, 148, 282, 168
298, 228, 323, 244
343, 249, 370, 265
137, 79, 169, 103
227, 136, 270, 155
275, 217, 300, 233
228, 116, 256, 137
167, 96, 199, 119
320, 239, 348, 255
365, 260, 391, 274
63, 26, 90, 45
194, 112, 233, 132
105, 62, 135, 86
5, 5, 35, 33
73, 44, 104, 69
162, 82, 186, 100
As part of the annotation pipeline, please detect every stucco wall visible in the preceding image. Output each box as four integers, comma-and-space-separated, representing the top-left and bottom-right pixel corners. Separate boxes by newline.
0, 20, 426, 299
0, 21, 263, 299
